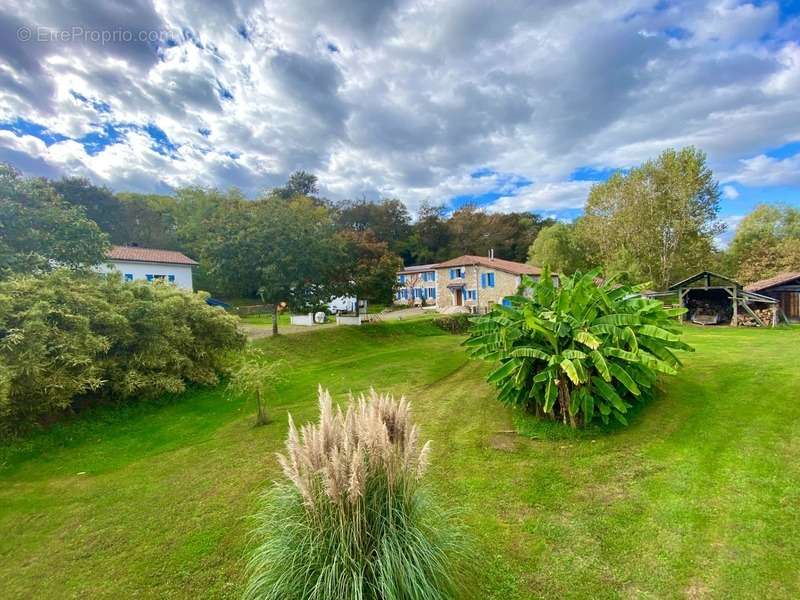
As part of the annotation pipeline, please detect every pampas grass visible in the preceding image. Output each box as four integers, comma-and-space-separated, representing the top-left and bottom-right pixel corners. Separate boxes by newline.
243, 387, 471, 600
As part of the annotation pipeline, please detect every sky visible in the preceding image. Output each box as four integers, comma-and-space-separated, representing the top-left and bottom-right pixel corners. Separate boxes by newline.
1, 0, 799, 241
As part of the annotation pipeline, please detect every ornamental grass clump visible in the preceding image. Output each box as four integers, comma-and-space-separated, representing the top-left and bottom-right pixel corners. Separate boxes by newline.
243, 387, 470, 600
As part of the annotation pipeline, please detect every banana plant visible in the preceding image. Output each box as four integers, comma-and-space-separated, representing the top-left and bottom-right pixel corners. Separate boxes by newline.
465, 268, 692, 428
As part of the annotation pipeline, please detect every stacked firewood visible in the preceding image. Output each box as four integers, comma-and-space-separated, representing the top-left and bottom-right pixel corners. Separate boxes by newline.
736, 308, 774, 326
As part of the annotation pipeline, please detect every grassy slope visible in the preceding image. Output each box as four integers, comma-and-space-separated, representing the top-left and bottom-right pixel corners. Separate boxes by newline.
1, 323, 799, 598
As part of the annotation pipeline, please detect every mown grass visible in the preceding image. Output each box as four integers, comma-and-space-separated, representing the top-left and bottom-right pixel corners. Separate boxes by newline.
1, 322, 799, 598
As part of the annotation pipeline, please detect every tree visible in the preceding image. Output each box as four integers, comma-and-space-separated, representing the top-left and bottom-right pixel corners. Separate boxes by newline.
227, 348, 287, 426
273, 170, 319, 199
726, 204, 800, 283
580, 147, 724, 289
115, 192, 179, 249
0, 164, 109, 276
407, 202, 451, 264
339, 230, 403, 312
335, 198, 412, 259
53, 177, 127, 242
527, 221, 591, 275
201, 196, 345, 335
466, 269, 691, 428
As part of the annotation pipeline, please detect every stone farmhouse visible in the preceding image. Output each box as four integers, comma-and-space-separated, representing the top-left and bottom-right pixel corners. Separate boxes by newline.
396, 252, 556, 312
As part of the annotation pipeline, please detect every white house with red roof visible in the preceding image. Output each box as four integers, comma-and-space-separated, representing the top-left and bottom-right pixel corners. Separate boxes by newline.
99, 246, 199, 290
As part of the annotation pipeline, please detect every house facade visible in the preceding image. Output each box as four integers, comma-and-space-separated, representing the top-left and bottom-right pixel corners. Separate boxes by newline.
396, 254, 552, 311
98, 246, 198, 290
396, 264, 438, 305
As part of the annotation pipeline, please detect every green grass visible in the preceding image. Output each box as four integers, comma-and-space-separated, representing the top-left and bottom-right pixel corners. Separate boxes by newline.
238, 313, 291, 326
1, 323, 800, 598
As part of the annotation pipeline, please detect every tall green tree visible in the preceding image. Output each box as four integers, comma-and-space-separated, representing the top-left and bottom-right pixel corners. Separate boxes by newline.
335, 198, 412, 259
406, 202, 451, 264
726, 204, 800, 283
338, 229, 403, 312
528, 221, 591, 275
0, 164, 109, 276
273, 171, 320, 200
580, 147, 723, 289
115, 192, 179, 249
53, 177, 127, 242
202, 196, 345, 334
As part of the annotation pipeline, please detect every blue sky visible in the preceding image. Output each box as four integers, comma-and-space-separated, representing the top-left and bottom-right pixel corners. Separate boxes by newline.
0, 0, 799, 239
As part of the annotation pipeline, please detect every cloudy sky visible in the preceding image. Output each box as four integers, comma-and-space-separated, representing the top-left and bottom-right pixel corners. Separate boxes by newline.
1, 0, 799, 231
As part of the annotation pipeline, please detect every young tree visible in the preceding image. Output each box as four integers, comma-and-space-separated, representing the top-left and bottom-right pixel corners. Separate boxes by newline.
0, 164, 109, 276
53, 177, 127, 242
273, 170, 320, 200
227, 348, 287, 426
581, 147, 724, 289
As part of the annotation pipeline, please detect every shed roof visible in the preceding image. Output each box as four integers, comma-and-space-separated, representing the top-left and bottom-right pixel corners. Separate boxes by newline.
744, 271, 800, 292
106, 246, 198, 266
668, 271, 741, 290
399, 263, 438, 274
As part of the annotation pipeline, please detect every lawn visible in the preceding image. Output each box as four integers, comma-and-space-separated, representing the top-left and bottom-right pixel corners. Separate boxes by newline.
1, 322, 799, 598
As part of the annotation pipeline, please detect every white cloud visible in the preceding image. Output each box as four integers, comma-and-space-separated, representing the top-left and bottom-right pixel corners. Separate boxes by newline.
728, 152, 800, 187
722, 185, 739, 199
486, 181, 594, 213
0, 0, 798, 212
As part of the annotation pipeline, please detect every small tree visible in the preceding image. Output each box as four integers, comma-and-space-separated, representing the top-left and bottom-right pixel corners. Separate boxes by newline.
227, 348, 286, 426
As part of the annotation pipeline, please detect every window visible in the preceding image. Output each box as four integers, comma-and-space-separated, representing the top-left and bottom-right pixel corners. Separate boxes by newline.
168, 275, 175, 283
427, 287, 436, 299
399, 274, 406, 284
466, 289, 477, 301
449, 268, 463, 279
146, 274, 154, 282
481, 272, 495, 288
124, 273, 134, 282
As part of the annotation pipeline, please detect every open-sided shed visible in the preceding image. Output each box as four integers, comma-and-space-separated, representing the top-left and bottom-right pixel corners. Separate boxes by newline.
660, 271, 778, 326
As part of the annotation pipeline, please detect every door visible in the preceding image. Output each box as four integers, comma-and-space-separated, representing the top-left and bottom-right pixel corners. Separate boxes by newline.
455, 288, 463, 306
779, 292, 800, 320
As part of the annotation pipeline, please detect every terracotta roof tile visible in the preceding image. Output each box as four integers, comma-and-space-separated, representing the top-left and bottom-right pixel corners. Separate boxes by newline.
106, 246, 198, 266
434, 254, 543, 276
744, 271, 800, 292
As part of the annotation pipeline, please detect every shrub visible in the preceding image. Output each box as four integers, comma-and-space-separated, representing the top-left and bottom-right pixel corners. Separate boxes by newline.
227, 348, 287, 426
0, 270, 245, 433
244, 387, 470, 600
465, 268, 691, 428
432, 313, 473, 334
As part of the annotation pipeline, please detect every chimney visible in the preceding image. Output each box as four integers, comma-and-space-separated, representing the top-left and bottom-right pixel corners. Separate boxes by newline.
488, 248, 494, 260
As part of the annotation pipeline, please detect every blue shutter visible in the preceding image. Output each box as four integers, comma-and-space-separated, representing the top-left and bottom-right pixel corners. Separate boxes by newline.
480, 273, 486, 288
488, 273, 495, 287
146, 274, 154, 282
502, 298, 511, 307
124, 273, 133, 282
168, 275, 175, 283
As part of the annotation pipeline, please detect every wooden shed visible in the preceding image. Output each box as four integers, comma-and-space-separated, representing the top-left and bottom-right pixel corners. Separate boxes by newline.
744, 272, 800, 322
655, 271, 779, 327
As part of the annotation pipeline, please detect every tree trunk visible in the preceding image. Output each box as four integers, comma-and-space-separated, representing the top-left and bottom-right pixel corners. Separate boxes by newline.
272, 303, 279, 336
558, 379, 576, 428
355, 296, 360, 316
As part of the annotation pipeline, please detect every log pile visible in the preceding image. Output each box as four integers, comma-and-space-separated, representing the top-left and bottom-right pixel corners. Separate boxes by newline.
736, 307, 774, 326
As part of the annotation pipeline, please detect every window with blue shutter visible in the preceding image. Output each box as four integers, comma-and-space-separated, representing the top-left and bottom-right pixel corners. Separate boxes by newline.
427, 287, 436, 299
168, 275, 175, 283
480, 273, 486, 288
146, 274, 154, 282
488, 273, 495, 287
124, 273, 133, 282
399, 274, 405, 284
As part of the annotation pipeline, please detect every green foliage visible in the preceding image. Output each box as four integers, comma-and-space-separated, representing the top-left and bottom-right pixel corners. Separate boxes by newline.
432, 314, 473, 334
527, 221, 590, 275
725, 203, 800, 284
339, 229, 404, 307
465, 268, 692, 428
227, 348, 287, 426
0, 164, 109, 277
0, 270, 245, 432
580, 147, 724, 289
244, 388, 471, 600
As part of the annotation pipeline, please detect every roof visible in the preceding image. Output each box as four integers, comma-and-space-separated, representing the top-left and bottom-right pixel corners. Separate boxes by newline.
399, 263, 438, 274
744, 271, 800, 292
106, 246, 198, 266
435, 254, 543, 277
668, 271, 741, 290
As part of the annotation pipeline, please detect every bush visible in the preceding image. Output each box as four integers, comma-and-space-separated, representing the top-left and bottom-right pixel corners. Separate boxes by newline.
432, 313, 473, 334
0, 270, 245, 433
244, 387, 470, 600
465, 268, 691, 428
